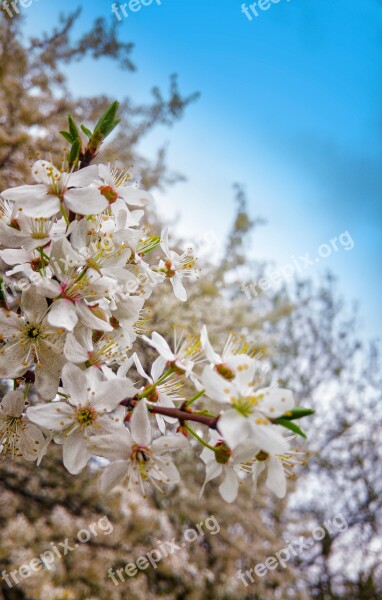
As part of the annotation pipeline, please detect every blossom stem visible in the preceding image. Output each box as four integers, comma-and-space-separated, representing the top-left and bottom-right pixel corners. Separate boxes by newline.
60, 204, 70, 227
185, 389, 205, 407
138, 368, 174, 399
148, 404, 220, 430
184, 424, 218, 451
120, 397, 220, 430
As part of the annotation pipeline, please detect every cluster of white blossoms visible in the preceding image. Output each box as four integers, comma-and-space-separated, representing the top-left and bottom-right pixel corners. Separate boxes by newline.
0, 108, 313, 503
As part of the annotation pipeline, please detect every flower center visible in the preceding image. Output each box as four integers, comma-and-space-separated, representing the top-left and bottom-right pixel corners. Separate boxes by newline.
0, 416, 23, 459
75, 406, 98, 427
99, 185, 118, 204
26, 325, 42, 339
215, 363, 235, 381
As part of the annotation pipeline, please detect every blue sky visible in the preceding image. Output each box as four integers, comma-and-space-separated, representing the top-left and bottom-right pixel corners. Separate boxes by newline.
22, 0, 382, 338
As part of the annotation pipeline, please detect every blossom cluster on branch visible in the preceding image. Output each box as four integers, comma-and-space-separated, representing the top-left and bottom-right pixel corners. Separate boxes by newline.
0, 104, 313, 503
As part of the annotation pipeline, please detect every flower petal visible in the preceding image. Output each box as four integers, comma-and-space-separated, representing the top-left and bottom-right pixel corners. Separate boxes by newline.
26, 402, 74, 430
61, 362, 89, 407
219, 468, 239, 503
266, 456, 287, 498
100, 460, 130, 494
130, 399, 151, 446
47, 300, 78, 331
63, 429, 91, 474
64, 188, 107, 216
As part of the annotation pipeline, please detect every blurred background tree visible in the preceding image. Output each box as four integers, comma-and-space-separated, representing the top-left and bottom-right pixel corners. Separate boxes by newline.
0, 9, 381, 600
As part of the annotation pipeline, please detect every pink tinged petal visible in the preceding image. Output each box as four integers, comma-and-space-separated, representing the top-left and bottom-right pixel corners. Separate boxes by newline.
100, 460, 130, 494
152, 435, 189, 455
201, 365, 235, 404
63, 430, 92, 475
130, 399, 151, 446
119, 187, 153, 207
19, 424, 45, 462
26, 402, 75, 431
0, 343, 31, 378
0, 309, 22, 337
47, 300, 78, 331
61, 363, 89, 407
257, 388, 295, 418
266, 457, 287, 498
219, 409, 251, 449
249, 423, 289, 455
64, 188, 107, 216
67, 165, 99, 187
219, 468, 240, 503
21, 288, 48, 324
200, 325, 221, 365
171, 276, 187, 302
1, 391, 25, 417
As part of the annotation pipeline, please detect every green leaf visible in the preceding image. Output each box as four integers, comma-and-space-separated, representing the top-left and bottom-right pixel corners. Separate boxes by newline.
275, 418, 307, 439
68, 139, 81, 166
60, 131, 74, 144
81, 125, 93, 138
93, 101, 120, 137
280, 407, 315, 421
68, 115, 79, 139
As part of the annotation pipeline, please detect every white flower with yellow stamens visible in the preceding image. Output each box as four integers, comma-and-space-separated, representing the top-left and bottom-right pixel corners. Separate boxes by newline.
200, 430, 260, 503
0, 213, 66, 251
0, 390, 46, 462
64, 326, 133, 368
26, 363, 135, 474
38, 237, 118, 332
0, 289, 66, 399
158, 228, 197, 301
251, 441, 309, 499
97, 164, 154, 210
89, 399, 189, 495
201, 325, 264, 381
142, 330, 203, 376
129, 353, 182, 433
201, 362, 294, 453
2, 160, 104, 218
